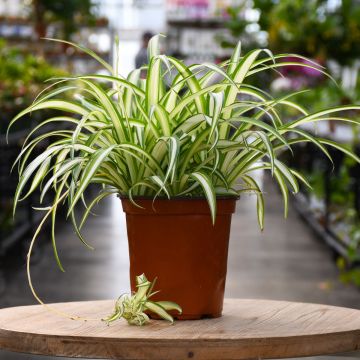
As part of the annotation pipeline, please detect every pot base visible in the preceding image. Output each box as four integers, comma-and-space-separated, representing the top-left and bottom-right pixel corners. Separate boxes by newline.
149, 312, 222, 320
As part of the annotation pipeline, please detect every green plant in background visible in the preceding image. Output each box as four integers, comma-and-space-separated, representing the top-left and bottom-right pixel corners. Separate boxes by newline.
104, 274, 182, 326
0, 39, 67, 133
336, 205, 360, 286
253, 0, 360, 66
306, 155, 356, 206
330, 156, 356, 206
8, 35, 360, 299
306, 169, 325, 201
216, 1, 260, 54
220, 1, 360, 98
222, 1, 360, 100
30, 0, 98, 40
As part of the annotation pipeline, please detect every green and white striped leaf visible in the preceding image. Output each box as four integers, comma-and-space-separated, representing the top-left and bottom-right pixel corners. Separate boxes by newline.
68, 145, 117, 214
21, 157, 51, 201
155, 301, 182, 314
13, 145, 65, 214
147, 33, 164, 60
43, 38, 113, 73
241, 175, 264, 230
145, 301, 174, 323
274, 169, 289, 218
191, 171, 216, 224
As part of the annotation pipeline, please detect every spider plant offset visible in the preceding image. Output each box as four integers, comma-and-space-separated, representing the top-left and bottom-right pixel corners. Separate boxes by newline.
104, 274, 182, 326
9, 34, 360, 318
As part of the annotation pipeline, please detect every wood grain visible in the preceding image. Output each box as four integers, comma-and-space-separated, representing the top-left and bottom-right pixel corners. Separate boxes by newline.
0, 299, 360, 359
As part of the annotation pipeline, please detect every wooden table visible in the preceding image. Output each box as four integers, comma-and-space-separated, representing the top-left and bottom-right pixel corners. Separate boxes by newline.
1, 299, 360, 359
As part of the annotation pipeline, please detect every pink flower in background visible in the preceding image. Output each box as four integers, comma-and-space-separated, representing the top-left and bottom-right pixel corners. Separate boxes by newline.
280, 56, 323, 78
271, 56, 325, 91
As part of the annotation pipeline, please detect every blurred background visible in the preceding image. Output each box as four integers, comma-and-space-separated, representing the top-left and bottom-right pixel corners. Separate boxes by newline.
0, 1, 360, 359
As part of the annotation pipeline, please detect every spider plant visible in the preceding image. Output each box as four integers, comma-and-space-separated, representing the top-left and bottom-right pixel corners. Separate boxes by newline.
9, 35, 360, 274
104, 274, 182, 326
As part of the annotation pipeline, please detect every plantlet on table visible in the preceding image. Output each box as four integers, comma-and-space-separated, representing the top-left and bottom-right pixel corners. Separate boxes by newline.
103, 274, 182, 326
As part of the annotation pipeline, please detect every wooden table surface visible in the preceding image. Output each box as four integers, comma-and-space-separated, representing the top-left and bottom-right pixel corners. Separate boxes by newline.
0, 299, 360, 359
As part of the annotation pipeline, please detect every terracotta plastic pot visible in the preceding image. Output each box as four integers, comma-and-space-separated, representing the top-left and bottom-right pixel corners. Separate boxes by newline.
121, 197, 237, 320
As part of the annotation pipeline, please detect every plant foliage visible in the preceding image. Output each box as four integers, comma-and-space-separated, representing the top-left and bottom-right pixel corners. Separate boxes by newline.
9, 35, 360, 272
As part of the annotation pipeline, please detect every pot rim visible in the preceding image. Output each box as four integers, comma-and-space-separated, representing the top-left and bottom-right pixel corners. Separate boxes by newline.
120, 195, 238, 215
118, 194, 240, 201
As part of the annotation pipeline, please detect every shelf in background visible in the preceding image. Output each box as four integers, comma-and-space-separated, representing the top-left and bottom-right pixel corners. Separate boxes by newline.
293, 192, 359, 261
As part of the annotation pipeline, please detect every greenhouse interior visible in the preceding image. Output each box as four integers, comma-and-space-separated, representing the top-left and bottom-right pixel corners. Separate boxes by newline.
1, 0, 360, 359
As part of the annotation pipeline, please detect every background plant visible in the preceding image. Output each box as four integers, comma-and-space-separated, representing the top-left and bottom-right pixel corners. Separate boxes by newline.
29, 0, 98, 40
253, 0, 360, 66
9, 35, 360, 278
0, 39, 67, 133
216, 0, 262, 54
